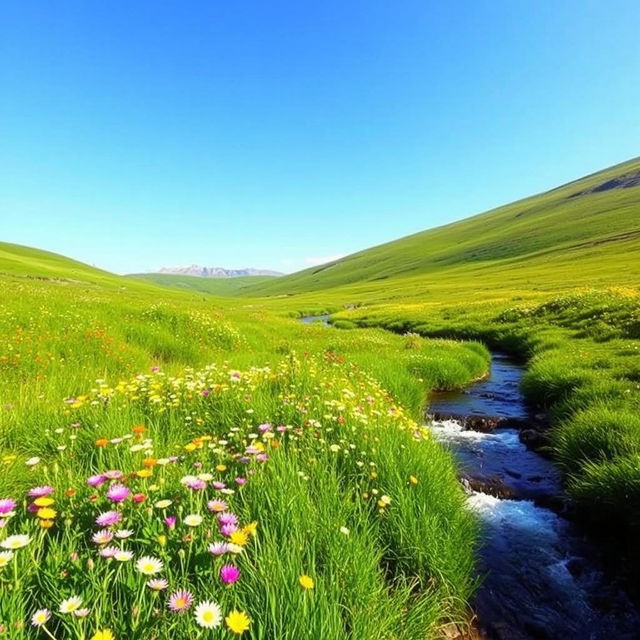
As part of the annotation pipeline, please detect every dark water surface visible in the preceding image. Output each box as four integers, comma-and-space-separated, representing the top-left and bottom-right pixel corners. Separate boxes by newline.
429, 354, 639, 640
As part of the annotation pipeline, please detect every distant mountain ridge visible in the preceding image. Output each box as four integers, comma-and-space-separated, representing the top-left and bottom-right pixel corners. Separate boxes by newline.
157, 265, 282, 278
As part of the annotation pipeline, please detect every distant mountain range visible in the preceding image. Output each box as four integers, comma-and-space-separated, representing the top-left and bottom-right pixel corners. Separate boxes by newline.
157, 265, 282, 278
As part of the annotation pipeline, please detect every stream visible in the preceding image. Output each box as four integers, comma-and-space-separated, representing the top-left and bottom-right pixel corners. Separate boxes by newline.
429, 353, 639, 640
299, 317, 639, 638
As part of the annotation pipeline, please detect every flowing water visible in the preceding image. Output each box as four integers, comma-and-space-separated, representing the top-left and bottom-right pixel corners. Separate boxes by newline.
429, 354, 639, 640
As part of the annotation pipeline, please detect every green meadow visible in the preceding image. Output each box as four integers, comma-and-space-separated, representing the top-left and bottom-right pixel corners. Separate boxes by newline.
1, 157, 639, 637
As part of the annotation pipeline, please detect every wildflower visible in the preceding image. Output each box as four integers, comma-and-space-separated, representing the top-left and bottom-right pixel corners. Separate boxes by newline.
104, 470, 124, 480
26, 457, 41, 467
132, 493, 146, 503
99, 546, 119, 558
207, 499, 228, 513
215, 464, 227, 472
31, 609, 51, 627
74, 608, 91, 618
106, 484, 130, 503
136, 469, 153, 478
40, 519, 55, 529
235, 477, 247, 486
0, 551, 14, 567
220, 564, 240, 584
92, 530, 113, 545
208, 541, 229, 556
114, 550, 134, 562
114, 529, 133, 539
1, 534, 30, 550
227, 543, 244, 554
229, 530, 248, 547
33, 497, 55, 507
36, 507, 57, 520
90, 630, 115, 640
226, 610, 251, 634
155, 499, 172, 509
339, 526, 350, 536
147, 578, 168, 591
168, 590, 193, 613
184, 514, 202, 527
157, 535, 167, 546
96, 511, 122, 527
211, 481, 226, 490
378, 495, 392, 508
409, 475, 419, 485
132, 425, 146, 435
164, 516, 177, 529
299, 574, 315, 590
136, 556, 163, 575
87, 475, 107, 487
59, 596, 83, 614
194, 601, 222, 629
218, 512, 238, 527
0, 499, 16, 515
28, 486, 54, 498
95, 439, 109, 447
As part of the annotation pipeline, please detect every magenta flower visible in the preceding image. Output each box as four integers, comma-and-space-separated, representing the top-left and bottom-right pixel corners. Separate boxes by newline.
208, 542, 229, 556
220, 564, 240, 585
164, 516, 177, 529
87, 475, 107, 488
27, 502, 40, 514
96, 510, 122, 527
0, 499, 16, 515
186, 479, 206, 491
168, 590, 193, 613
220, 523, 237, 537
28, 486, 54, 498
106, 484, 130, 503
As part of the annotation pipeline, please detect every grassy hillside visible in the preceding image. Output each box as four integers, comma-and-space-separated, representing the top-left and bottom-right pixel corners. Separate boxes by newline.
242, 157, 640, 305
130, 272, 276, 296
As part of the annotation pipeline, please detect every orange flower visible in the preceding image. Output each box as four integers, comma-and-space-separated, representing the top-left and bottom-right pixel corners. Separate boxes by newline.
40, 520, 54, 529
66, 489, 77, 497
142, 458, 157, 468
95, 438, 109, 448
132, 425, 146, 435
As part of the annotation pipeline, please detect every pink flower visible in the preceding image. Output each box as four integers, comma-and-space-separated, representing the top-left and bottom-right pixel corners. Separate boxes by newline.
99, 545, 119, 558
218, 512, 238, 527
220, 523, 237, 537
96, 510, 122, 527
168, 590, 193, 613
0, 499, 16, 515
258, 423, 272, 433
106, 484, 130, 503
186, 479, 206, 491
207, 500, 228, 513
104, 470, 124, 480
208, 542, 229, 556
211, 481, 226, 490
164, 516, 177, 529
220, 564, 240, 585
87, 475, 107, 487
235, 477, 247, 486
28, 486, 54, 498
132, 493, 146, 504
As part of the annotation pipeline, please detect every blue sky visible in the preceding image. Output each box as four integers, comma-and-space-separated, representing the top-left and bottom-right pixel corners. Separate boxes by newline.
1, 1, 639, 274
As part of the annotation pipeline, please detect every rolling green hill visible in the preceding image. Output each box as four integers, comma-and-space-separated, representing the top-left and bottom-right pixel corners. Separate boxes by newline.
129, 272, 276, 295
241, 157, 640, 305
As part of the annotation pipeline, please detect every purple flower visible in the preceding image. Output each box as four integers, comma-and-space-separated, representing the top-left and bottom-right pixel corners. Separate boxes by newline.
164, 516, 177, 529
235, 477, 247, 486
220, 564, 240, 585
220, 523, 238, 537
200, 389, 210, 397
96, 510, 122, 527
218, 512, 238, 527
106, 484, 130, 503
0, 499, 16, 515
28, 486, 54, 498
186, 479, 206, 491
87, 474, 107, 487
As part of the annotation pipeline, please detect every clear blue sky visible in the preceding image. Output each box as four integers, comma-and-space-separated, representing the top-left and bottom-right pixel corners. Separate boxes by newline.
1, 1, 639, 274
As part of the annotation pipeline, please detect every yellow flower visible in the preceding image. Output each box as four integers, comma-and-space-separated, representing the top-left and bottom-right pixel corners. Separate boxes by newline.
299, 574, 314, 590
229, 530, 248, 547
215, 464, 227, 472
136, 469, 153, 478
40, 520, 55, 529
409, 475, 419, 485
184, 443, 197, 452
157, 535, 167, 547
34, 497, 55, 507
225, 610, 250, 635
91, 630, 115, 640
242, 521, 258, 537
36, 507, 57, 519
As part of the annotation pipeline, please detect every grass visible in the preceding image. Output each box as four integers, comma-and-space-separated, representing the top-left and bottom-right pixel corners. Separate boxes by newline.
128, 274, 277, 296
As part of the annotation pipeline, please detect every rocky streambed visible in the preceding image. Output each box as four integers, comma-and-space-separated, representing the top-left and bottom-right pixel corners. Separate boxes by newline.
429, 353, 639, 640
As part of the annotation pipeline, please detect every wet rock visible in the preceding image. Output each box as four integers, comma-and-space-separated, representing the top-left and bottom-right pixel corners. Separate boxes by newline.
462, 474, 519, 500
